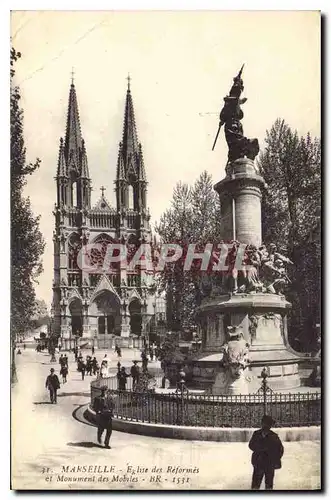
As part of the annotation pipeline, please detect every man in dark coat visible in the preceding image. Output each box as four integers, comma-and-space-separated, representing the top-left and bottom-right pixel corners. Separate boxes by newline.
130, 361, 140, 387
249, 415, 284, 490
86, 356, 93, 376
92, 357, 98, 376
45, 368, 61, 403
117, 366, 130, 391
80, 360, 86, 380
93, 387, 114, 448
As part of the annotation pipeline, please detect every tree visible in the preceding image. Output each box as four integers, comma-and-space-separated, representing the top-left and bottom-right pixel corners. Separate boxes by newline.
11, 48, 45, 382
156, 171, 222, 332
258, 119, 321, 350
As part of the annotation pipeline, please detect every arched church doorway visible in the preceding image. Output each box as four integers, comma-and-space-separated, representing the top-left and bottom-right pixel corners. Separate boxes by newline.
69, 298, 83, 337
90, 290, 121, 337
129, 299, 142, 336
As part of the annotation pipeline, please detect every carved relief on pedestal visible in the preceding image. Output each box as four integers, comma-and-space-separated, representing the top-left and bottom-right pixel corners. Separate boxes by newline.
249, 312, 283, 345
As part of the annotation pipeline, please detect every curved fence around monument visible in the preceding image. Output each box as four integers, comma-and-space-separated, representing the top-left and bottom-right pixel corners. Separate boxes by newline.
90, 378, 321, 428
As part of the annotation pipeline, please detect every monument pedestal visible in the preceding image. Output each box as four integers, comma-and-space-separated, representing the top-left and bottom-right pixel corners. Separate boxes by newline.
194, 293, 300, 393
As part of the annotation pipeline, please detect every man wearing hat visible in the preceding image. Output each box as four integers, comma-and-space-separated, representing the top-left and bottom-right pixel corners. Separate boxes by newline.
45, 368, 61, 404
93, 386, 114, 449
130, 361, 140, 388
249, 415, 284, 490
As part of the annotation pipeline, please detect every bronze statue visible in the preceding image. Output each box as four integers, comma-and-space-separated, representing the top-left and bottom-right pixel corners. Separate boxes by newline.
259, 243, 293, 294
212, 65, 259, 162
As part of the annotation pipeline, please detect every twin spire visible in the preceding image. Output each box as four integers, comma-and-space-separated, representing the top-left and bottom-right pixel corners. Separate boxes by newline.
57, 79, 89, 179
57, 75, 146, 185
117, 76, 147, 183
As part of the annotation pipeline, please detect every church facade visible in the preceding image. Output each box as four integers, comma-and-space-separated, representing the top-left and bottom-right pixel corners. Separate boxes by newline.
52, 79, 157, 350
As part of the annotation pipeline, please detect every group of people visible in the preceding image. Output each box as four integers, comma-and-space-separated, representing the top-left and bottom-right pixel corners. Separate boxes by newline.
77, 354, 99, 380
140, 343, 159, 368
116, 360, 141, 390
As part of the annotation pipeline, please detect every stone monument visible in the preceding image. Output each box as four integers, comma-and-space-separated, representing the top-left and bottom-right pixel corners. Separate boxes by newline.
193, 66, 301, 394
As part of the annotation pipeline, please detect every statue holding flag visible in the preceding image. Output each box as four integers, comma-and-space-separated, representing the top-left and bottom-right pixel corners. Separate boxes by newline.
212, 65, 259, 163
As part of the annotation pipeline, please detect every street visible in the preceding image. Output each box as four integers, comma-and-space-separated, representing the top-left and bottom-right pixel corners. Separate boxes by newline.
11, 347, 320, 490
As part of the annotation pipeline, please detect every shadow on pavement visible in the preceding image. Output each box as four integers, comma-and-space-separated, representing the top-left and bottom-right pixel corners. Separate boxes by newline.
58, 392, 90, 397
33, 401, 53, 405
67, 442, 104, 449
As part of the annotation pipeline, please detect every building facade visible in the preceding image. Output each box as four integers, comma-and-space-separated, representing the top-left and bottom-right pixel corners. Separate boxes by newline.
52, 79, 157, 350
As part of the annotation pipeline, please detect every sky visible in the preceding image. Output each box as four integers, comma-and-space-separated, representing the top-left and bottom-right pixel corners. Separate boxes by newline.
10, 10, 321, 308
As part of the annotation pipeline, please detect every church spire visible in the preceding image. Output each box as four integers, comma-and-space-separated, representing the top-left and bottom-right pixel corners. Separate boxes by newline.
116, 77, 147, 182
56, 78, 91, 209
121, 75, 139, 170
115, 77, 148, 212
64, 80, 83, 170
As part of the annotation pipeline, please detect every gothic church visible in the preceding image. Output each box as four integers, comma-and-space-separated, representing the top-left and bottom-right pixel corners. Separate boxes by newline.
52, 78, 157, 350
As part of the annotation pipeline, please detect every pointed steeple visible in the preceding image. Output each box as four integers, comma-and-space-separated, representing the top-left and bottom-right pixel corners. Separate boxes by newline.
121, 76, 139, 171
115, 77, 148, 212
64, 81, 83, 171
56, 77, 91, 209
116, 77, 147, 182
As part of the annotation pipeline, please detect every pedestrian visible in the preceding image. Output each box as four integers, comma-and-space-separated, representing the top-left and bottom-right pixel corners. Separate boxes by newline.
249, 415, 284, 490
93, 386, 114, 449
149, 346, 154, 361
59, 354, 64, 367
130, 361, 140, 387
45, 368, 60, 404
86, 356, 93, 376
117, 366, 130, 391
141, 349, 148, 371
80, 360, 86, 380
92, 356, 98, 376
91, 345, 95, 356
17, 349, 22, 355
116, 346, 122, 358
60, 364, 68, 384
63, 354, 68, 366
77, 354, 83, 371
23, 343, 26, 350
100, 361, 108, 379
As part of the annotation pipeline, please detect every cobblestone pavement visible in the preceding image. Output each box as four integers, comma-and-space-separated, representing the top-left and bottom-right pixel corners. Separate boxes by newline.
11, 348, 321, 490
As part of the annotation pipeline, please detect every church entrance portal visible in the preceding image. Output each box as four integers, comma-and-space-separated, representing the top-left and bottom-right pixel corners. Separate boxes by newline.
89, 291, 121, 347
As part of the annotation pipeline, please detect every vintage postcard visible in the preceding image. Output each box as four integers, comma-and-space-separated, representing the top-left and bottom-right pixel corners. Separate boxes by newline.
10, 10, 321, 491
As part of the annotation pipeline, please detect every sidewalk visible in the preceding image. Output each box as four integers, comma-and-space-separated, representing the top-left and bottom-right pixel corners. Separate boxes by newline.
11, 349, 320, 490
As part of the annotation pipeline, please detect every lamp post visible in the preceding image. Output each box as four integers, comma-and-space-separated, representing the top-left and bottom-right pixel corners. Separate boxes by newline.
256, 366, 273, 415
175, 368, 188, 425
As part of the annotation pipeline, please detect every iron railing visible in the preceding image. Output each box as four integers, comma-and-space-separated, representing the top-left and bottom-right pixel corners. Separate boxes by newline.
90, 379, 321, 428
